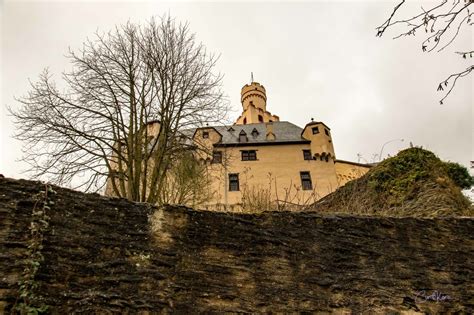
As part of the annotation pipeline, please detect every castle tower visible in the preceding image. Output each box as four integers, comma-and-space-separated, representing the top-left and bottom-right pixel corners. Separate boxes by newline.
301, 121, 336, 160
241, 82, 267, 112
235, 81, 279, 125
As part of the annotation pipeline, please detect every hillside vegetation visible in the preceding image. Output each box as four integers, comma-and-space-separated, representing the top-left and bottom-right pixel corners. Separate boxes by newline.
312, 148, 473, 217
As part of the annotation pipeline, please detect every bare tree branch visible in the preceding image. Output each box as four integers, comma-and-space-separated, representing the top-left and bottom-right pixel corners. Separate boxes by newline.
437, 65, 473, 104
376, 0, 473, 103
9, 16, 229, 204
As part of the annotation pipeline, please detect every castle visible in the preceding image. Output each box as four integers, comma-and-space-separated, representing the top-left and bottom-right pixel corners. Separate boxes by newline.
106, 81, 371, 210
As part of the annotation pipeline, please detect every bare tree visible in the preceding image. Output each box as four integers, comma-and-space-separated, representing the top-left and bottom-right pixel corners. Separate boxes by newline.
158, 150, 215, 207
10, 16, 228, 204
376, 0, 473, 104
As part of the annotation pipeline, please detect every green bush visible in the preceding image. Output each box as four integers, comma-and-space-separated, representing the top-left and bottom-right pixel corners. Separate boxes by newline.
443, 162, 474, 189
368, 148, 435, 203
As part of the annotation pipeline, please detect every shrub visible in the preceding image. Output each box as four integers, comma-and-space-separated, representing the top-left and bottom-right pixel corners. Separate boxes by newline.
443, 161, 474, 189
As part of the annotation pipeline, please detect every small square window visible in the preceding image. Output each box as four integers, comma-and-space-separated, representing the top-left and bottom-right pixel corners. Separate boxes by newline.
212, 151, 222, 164
203, 131, 209, 139
229, 173, 239, 191
312, 127, 319, 134
303, 150, 312, 160
300, 171, 313, 190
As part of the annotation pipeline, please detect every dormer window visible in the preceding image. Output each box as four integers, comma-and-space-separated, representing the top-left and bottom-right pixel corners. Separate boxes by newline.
228, 126, 235, 132
203, 131, 209, 139
251, 128, 259, 138
239, 130, 248, 143
312, 126, 319, 134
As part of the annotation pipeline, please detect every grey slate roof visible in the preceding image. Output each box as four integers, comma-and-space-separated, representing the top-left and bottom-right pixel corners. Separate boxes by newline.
214, 121, 307, 145
149, 122, 307, 152
179, 121, 309, 147
179, 121, 304, 147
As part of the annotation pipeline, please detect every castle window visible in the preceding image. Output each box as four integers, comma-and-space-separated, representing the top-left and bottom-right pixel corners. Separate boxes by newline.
312, 127, 319, 134
203, 131, 209, 139
251, 128, 259, 138
303, 150, 312, 160
325, 129, 330, 136
212, 151, 222, 164
300, 171, 313, 190
229, 174, 239, 191
239, 130, 248, 143
241, 150, 257, 161
258, 115, 264, 123
243, 118, 247, 124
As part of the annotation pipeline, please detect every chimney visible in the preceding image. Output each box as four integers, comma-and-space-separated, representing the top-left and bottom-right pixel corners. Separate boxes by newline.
266, 122, 275, 141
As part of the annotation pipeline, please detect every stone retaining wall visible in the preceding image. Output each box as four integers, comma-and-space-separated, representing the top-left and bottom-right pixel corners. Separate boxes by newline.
0, 177, 472, 313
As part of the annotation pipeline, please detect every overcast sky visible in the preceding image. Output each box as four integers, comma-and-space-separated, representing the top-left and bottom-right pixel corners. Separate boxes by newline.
1, 0, 472, 181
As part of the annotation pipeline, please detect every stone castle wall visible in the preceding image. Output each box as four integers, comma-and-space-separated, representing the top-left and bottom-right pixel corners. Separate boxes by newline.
0, 177, 472, 313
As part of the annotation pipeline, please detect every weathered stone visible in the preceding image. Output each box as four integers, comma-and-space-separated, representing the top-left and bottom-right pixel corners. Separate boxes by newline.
0, 177, 472, 313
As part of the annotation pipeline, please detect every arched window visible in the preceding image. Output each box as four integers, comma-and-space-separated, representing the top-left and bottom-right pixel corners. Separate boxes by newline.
243, 117, 247, 124
258, 115, 264, 123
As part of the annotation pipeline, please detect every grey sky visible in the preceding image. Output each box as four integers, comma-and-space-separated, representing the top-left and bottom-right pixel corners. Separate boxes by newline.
1, 0, 472, 181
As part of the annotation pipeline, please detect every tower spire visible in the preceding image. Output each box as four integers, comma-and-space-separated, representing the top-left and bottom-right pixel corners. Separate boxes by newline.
251, 72, 254, 83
